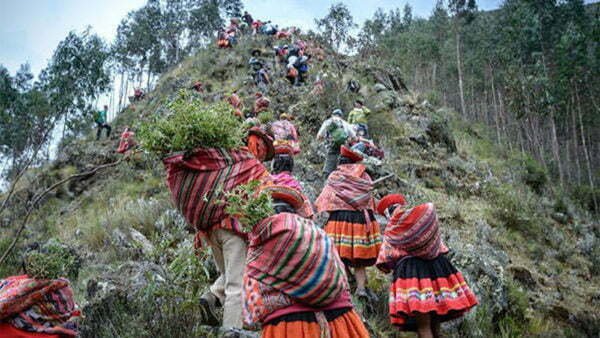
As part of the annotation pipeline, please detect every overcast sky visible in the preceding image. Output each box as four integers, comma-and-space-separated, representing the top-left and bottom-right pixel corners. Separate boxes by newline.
0, 0, 509, 77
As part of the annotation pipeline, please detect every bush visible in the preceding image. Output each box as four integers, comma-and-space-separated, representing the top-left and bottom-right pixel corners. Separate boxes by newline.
522, 157, 547, 194
484, 183, 543, 236
570, 185, 600, 214
137, 91, 243, 155
224, 180, 274, 232
24, 239, 81, 280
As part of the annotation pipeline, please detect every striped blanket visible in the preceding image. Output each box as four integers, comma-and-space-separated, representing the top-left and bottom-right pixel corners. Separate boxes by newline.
0, 275, 79, 337
376, 203, 449, 273
244, 213, 349, 326
315, 164, 375, 212
163, 147, 267, 232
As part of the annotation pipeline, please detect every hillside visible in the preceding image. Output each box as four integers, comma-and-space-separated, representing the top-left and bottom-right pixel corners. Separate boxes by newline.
1, 34, 599, 338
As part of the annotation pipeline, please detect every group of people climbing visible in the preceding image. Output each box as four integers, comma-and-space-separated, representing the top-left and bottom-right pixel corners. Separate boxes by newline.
188, 94, 479, 338
0, 15, 479, 338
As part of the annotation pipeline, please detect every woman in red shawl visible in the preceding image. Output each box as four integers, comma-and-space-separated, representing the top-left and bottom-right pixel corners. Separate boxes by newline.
376, 194, 478, 338
315, 146, 381, 300
243, 186, 369, 338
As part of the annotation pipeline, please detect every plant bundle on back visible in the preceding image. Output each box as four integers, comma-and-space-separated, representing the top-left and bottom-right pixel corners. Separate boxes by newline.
138, 91, 244, 156
224, 180, 275, 233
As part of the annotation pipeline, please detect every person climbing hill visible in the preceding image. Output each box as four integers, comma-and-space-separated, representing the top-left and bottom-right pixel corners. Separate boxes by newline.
376, 194, 478, 338
271, 113, 300, 155
242, 11, 253, 27
94, 105, 111, 140
227, 90, 243, 118
315, 146, 381, 302
243, 186, 370, 338
348, 99, 371, 138
317, 109, 356, 177
253, 92, 271, 115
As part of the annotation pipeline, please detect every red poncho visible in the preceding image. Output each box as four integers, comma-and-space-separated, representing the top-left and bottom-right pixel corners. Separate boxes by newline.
376, 203, 449, 273
0, 275, 79, 337
315, 164, 375, 213
261, 172, 314, 219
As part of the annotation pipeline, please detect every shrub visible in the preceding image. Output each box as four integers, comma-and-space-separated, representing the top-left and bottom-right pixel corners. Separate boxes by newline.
23, 239, 81, 280
484, 183, 543, 236
137, 91, 243, 155
570, 185, 600, 214
522, 157, 547, 194
224, 180, 274, 232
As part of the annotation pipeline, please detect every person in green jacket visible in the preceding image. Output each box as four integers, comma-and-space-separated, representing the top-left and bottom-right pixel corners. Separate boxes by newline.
348, 99, 371, 138
94, 105, 112, 140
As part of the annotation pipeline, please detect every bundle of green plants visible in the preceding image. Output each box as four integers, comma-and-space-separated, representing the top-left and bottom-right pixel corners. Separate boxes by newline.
224, 180, 274, 232
23, 240, 81, 280
138, 91, 244, 156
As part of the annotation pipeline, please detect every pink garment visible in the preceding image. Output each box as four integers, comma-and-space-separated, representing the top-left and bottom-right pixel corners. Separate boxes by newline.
264, 290, 352, 324
271, 120, 298, 142
262, 172, 314, 218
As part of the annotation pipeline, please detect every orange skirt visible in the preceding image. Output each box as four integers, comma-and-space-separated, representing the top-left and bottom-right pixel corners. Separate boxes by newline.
262, 308, 369, 338
0, 323, 61, 338
324, 210, 381, 267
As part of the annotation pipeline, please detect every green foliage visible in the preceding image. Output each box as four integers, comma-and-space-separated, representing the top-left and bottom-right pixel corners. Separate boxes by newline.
484, 183, 543, 236
24, 240, 81, 280
315, 3, 356, 53
137, 91, 243, 155
224, 180, 274, 232
41, 28, 111, 137
570, 184, 600, 214
522, 157, 548, 194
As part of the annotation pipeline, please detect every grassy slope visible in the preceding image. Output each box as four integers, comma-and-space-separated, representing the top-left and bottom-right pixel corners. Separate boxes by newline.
1, 36, 598, 337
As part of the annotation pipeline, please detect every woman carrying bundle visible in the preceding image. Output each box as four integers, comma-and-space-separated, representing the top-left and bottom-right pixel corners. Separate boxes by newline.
376, 194, 478, 338
243, 186, 369, 338
315, 145, 381, 300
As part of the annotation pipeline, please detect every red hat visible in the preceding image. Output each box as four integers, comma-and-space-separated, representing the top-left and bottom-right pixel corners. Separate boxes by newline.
260, 185, 304, 211
340, 145, 363, 163
255, 92, 263, 98
248, 127, 275, 161
377, 194, 407, 216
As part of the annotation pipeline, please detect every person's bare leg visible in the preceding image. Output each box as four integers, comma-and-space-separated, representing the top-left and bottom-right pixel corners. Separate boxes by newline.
415, 313, 434, 338
355, 267, 367, 292
431, 316, 441, 338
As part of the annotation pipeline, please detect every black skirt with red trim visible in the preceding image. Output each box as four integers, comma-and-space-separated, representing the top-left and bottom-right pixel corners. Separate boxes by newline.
389, 254, 478, 331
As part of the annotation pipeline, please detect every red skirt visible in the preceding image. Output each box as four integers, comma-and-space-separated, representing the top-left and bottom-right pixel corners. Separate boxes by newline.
324, 210, 381, 267
389, 254, 478, 330
0, 323, 61, 338
262, 308, 369, 338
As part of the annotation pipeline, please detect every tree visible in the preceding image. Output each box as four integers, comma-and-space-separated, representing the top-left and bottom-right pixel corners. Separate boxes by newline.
315, 3, 355, 54
41, 29, 111, 139
448, 0, 477, 117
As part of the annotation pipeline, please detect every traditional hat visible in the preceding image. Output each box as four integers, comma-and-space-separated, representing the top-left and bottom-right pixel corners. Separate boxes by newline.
260, 185, 304, 211
377, 194, 407, 216
248, 127, 275, 161
332, 109, 343, 117
340, 145, 363, 163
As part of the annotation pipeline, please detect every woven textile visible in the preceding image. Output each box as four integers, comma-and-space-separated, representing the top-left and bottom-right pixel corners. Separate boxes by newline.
376, 203, 449, 273
0, 275, 79, 337
315, 164, 375, 212
116, 129, 136, 154
388, 255, 478, 330
261, 173, 314, 218
163, 147, 267, 232
243, 213, 349, 327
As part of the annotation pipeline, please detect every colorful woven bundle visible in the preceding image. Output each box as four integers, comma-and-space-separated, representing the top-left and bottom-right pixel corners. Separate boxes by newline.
116, 128, 136, 154
376, 203, 449, 272
244, 213, 349, 326
315, 164, 375, 212
163, 147, 267, 232
0, 275, 79, 337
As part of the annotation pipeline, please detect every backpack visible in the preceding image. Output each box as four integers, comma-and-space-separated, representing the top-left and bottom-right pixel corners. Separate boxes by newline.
328, 120, 348, 148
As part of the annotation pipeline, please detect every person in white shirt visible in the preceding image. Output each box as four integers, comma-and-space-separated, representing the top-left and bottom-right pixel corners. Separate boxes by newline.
317, 109, 356, 177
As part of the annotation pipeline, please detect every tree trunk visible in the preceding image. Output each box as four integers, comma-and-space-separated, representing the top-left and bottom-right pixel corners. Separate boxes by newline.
576, 88, 598, 211
455, 30, 466, 116
490, 68, 500, 142
548, 103, 564, 188
570, 94, 582, 185
432, 62, 437, 91
497, 89, 513, 152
